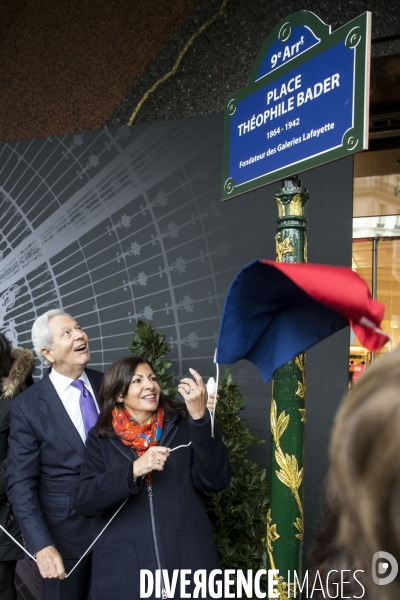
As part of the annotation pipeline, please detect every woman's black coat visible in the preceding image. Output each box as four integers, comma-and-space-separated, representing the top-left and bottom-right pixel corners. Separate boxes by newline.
71, 409, 232, 600
0, 347, 34, 561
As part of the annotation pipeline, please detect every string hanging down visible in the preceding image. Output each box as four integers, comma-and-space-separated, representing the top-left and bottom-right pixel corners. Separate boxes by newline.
0, 526, 36, 561
0, 443, 192, 576
207, 349, 219, 438
0, 498, 129, 578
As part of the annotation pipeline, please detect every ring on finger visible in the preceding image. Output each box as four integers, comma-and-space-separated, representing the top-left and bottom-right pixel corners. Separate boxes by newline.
185, 388, 190, 395
157, 459, 160, 465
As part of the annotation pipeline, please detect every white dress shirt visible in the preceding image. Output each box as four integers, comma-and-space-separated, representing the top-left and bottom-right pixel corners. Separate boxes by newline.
49, 369, 100, 442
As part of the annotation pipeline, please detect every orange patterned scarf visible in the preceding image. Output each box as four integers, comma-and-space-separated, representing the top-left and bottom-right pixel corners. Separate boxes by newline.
112, 406, 164, 455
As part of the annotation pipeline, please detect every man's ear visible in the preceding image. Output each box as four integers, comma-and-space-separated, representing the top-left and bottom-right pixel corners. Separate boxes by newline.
41, 348, 54, 364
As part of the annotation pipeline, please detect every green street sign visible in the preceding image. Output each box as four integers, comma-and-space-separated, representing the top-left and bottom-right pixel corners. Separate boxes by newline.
222, 11, 371, 200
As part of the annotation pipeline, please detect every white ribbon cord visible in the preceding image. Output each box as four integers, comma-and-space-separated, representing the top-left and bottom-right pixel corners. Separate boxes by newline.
1, 498, 129, 576
0, 444, 192, 574
169, 442, 191, 452
0, 525, 36, 561
65, 497, 129, 577
209, 352, 219, 438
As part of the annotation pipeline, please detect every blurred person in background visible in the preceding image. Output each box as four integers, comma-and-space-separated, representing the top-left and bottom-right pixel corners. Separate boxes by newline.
0, 333, 34, 600
330, 347, 400, 600
307, 473, 366, 599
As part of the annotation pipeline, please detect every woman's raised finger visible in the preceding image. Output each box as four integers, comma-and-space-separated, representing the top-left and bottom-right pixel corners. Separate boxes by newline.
189, 368, 204, 389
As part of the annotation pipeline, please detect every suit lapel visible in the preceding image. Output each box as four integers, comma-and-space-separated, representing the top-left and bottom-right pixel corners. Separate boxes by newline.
38, 373, 86, 457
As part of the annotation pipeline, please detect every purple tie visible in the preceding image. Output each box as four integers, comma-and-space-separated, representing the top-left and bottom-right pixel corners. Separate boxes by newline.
71, 379, 98, 436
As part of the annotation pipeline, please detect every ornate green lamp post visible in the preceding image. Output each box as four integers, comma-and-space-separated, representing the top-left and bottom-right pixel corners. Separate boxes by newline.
267, 177, 309, 599
220, 9, 370, 598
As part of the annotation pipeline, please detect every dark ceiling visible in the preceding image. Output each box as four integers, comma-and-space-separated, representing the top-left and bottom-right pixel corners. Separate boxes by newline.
0, 0, 399, 144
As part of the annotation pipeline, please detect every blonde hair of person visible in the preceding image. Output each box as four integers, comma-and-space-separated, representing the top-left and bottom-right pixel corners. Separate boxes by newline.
330, 348, 400, 600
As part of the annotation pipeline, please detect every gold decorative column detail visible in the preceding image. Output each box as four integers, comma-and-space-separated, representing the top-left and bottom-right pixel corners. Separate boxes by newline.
275, 233, 294, 263
269, 177, 309, 595
289, 194, 304, 216
295, 354, 306, 423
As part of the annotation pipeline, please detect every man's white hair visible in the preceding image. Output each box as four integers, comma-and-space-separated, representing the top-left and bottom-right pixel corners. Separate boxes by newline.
31, 309, 71, 364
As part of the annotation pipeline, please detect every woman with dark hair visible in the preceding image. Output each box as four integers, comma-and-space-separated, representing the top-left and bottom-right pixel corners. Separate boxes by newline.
0, 333, 35, 600
71, 355, 231, 600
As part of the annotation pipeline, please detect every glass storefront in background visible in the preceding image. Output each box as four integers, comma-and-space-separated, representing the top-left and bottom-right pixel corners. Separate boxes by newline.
350, 147, 400, 384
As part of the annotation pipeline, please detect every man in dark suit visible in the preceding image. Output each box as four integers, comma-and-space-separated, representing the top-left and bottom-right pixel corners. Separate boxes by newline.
7, 309, 103, 600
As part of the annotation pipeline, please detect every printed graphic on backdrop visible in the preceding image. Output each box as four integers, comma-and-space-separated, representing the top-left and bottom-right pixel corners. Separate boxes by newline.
0, 117, 258, 600
0, 118, 266, 384
222, 10, 371, 199
0, 113, 354, 599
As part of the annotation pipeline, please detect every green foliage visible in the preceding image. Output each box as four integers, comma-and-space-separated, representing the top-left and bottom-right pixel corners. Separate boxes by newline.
128, 321, 177, 397
129, 321, 269, 586
204, 370, 268, 580
210, 370, 263, 463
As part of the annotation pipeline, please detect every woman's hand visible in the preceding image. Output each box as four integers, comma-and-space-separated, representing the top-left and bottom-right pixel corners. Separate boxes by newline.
178, 368, 208, 420
133, 446, 170, 479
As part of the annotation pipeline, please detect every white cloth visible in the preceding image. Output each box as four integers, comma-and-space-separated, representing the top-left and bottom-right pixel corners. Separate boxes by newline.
49, 369, 99, 442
